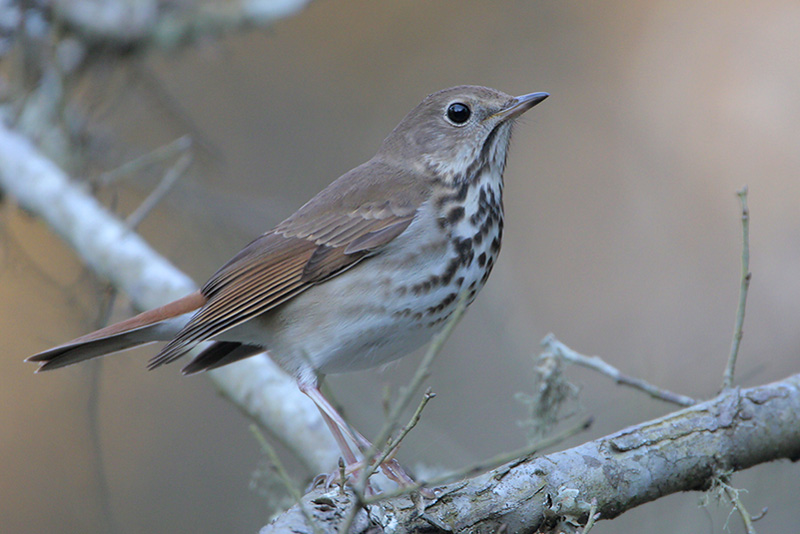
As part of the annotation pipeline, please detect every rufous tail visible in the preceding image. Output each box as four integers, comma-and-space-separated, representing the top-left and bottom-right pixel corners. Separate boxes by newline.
27, 291, 207, 372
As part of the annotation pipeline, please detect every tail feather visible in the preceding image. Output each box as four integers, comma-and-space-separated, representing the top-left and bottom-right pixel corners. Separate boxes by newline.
28, 291, 207, 371
29, 324, 165, 371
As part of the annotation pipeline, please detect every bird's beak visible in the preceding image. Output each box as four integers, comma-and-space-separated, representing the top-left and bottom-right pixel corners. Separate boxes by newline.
493, 92, 550, 121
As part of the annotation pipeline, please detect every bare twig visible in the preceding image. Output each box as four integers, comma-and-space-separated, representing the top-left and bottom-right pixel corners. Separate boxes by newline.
723, 186, 751, 390
582, 498, 599, 533
98, 135, 192, 186
125, 151, 193, 229
724, 485, 757, 534
249, 424, 322, 534
86, 287, 119, 534
374, 388, 436, 474
541, 335, 695, 407
711, 474, 758, 534
338, 458, 347, 496
705, 469, 761, 534
132, 65, 223, 159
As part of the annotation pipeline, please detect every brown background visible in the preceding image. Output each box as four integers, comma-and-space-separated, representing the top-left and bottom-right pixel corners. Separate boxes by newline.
2, 1, 799, 532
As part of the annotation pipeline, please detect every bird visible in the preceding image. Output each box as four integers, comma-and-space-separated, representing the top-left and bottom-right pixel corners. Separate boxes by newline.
28, 85, 548, 489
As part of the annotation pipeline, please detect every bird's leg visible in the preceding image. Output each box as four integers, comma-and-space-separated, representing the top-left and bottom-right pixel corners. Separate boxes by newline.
316, 408, 359, 466
311, 405, 381, 496
299, 382, 426, 494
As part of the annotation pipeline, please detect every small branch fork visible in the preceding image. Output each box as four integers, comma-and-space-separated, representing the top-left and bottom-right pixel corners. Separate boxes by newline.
708, 471, 766, 534
723, 484, 760, 534
126, 150, 193, 229
540, 335, 695, 407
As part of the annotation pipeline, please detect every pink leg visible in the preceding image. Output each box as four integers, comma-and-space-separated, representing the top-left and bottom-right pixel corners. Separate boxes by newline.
299, 381, 424, 491
300, 383, 372, 450
317, 408, 358, 466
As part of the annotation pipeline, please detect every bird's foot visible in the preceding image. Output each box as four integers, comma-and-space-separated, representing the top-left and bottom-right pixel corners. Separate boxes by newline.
378, 458, 435, 499
311, 458, 434, 499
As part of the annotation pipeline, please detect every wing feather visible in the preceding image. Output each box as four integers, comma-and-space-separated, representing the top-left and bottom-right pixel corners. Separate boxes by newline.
147, 158, 430, 369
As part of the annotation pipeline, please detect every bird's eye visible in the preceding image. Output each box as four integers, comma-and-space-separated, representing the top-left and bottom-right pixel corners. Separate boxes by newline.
446, 102, 471, 124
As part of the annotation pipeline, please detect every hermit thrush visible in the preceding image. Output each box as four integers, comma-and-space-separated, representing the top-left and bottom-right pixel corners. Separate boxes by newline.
29, 85, 548, 487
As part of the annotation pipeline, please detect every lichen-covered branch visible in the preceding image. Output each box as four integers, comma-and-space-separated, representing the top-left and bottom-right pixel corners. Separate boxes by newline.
262, 374, 800, 533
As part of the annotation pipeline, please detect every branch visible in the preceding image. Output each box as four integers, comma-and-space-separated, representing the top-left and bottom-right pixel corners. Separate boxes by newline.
0, 121, 340, 474
263, 374, 800, 533
51, 0, 313, 49
722, 186, 751, 390
541, 335, 696, 407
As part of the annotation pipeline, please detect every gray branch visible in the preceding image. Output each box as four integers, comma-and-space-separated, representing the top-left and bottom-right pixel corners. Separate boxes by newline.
262, 374, 800, 533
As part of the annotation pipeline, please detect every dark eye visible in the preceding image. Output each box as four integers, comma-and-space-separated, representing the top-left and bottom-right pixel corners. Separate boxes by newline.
446, 102, 471, 124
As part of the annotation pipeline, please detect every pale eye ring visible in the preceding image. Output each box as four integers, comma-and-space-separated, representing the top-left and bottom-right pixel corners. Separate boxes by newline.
446, 102, 471, 124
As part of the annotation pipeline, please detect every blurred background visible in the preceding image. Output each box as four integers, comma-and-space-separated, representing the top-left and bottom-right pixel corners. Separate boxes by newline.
2, 1, 799, 532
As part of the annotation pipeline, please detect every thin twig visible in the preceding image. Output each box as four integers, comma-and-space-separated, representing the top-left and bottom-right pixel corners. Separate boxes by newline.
374, 388, 436, 472
338, 458, 347, 496
133, 64, 222, 159
363, 415, 593, 505
723, 484, 757, 534
86, 287, 119, 534
541, 335, 695, 407
340, 296, 469, 533
582, 498, 599, 533
126, 151, 193, 229
248, 425, 322, 534
98, 135, 193, 186
723, 186, 751, 390
751, 507, 768, 522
